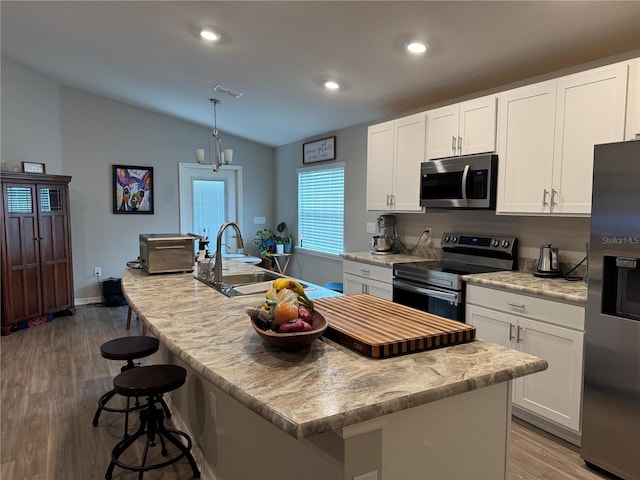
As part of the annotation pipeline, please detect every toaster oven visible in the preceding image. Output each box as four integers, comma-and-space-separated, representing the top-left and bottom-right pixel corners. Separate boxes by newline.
139, 234, 195, 274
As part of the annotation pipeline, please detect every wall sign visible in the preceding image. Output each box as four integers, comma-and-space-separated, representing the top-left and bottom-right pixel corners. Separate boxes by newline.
21, 161, 46, 174
303, 136, 336, 164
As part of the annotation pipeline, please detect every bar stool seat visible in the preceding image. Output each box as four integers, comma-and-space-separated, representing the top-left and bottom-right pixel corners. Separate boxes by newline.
105, 364, 200, 479
92, 336, 164, 436
101, 336, 159, 364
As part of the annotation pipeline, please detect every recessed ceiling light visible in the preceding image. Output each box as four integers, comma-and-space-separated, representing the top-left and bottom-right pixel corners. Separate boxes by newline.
324, 81, 340, 90
406, 41, 428, 54
200, 29, 220, 41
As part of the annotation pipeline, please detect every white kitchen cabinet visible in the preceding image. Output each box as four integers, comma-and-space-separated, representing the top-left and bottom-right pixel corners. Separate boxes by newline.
425, 96, 497, 160
366, 113, 425, 212
497, 62, 629, 216
343, 260, 393, 301
627, 57, 640, 140
466, 285, 584, 438
496, 81, 557, 214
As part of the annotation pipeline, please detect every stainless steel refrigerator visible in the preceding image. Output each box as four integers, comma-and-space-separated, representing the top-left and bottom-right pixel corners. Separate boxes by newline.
581, 140, 640, 480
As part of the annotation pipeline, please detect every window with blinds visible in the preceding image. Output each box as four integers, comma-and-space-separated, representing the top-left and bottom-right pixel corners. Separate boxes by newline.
297, 163, 344, 255
6, 186, 33, 213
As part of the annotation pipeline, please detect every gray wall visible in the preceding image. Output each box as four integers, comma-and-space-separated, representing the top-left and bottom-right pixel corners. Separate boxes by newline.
2, 57, 275, 303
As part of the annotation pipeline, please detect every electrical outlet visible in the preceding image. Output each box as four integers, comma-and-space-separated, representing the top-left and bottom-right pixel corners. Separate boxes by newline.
94, 267, 102, 276
423, 227, 432, 236
366, 222, 376, 234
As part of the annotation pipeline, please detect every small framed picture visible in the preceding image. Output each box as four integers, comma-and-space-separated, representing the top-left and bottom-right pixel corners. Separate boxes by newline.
113, 165, 154, 214
21, 161, 46, 174
303, 136, 336, 164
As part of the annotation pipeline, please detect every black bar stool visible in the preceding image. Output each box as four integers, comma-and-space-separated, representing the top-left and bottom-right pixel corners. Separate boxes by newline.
92, 336, 167, 436
105, 364, 201, 479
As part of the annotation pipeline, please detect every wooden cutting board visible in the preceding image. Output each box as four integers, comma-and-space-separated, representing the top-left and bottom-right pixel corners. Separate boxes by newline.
314, 294, 475, 358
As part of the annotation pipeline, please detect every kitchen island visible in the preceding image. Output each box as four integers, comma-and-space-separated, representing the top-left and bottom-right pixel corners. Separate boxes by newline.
122, 263, 547, 480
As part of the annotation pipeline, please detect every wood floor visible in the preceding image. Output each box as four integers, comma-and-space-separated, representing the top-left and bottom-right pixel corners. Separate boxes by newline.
1, 305, 614, 480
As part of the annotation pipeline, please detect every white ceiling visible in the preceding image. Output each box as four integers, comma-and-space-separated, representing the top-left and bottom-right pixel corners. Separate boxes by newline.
2, 1, 639, 147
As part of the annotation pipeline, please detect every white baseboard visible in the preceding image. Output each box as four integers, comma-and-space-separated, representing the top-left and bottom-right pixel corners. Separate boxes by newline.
75, 296, 103, 305
512, 406, 581, 446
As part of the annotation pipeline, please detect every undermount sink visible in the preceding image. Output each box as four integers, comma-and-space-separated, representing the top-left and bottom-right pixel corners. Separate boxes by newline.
199, 270, 307, 298
221, 271, 282, 285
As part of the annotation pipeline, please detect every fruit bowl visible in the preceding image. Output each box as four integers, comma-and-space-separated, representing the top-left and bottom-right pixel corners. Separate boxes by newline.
250, 311, 328, 350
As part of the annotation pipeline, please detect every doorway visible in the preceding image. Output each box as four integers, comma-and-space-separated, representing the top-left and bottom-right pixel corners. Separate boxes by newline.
178, 163, 243, 252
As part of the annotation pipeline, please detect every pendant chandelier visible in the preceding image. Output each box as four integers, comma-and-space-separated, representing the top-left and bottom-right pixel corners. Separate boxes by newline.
209, 98, 222, 173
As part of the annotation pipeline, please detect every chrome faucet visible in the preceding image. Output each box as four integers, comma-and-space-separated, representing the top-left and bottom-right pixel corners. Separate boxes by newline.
213, 221, 245, 284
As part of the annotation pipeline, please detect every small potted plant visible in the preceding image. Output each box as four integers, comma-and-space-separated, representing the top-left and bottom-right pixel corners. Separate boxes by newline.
254, 228, 276, 256
275, 222, 288, 253
283, 235, 293, 253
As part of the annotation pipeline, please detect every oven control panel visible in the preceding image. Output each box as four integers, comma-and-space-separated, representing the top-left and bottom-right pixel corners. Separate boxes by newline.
442, 233, 517, 254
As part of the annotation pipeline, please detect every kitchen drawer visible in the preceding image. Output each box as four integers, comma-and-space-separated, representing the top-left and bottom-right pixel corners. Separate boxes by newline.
343, 260, 393, 283
466, 285, 584, 331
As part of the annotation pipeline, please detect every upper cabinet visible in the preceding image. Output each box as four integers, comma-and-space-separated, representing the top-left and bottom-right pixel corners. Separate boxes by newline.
366, 113, 425, 211
425, 96, 497, 160
627, 58, 640, 140
497, 62, 629, 216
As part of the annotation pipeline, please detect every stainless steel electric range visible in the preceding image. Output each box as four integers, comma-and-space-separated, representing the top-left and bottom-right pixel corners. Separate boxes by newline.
392, 233, 518, 322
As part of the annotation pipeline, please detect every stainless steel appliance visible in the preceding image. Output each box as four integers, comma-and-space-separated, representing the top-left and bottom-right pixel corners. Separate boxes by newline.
582, 140, 640, 480
139, 233, 195, 274
535, 244, 563, 278
371, 214, 398, 254
420, 153, 498, 209
393, 233, 518, 322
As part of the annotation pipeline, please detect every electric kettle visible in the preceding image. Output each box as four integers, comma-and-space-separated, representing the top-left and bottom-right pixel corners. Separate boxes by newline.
535, 244, 562, 278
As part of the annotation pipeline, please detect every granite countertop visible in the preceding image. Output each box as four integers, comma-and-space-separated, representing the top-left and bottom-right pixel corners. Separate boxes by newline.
463, 271, 588, 305
341, 251, 436, 267
343, 251, 588, 305
122, 262, 547, 440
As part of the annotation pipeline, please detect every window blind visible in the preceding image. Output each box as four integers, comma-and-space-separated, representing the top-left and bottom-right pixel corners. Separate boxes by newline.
297, 164, 344, 255
7, 187, 33, 214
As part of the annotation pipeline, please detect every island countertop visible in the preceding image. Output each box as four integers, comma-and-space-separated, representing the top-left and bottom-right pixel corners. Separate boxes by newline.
122, 264, 547, 440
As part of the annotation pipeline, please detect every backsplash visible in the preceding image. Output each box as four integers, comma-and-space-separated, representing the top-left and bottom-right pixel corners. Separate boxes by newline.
394, 238, 588, 280
390, 209, 590, 268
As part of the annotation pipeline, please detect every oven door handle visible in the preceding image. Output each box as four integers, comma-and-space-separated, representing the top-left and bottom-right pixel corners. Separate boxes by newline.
393, 280, 459, 305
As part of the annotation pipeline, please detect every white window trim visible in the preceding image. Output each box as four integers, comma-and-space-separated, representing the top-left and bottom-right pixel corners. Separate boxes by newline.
296, 161, 345, 175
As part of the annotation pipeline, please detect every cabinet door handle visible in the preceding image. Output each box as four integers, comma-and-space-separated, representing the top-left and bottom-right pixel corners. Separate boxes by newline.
509, 323, 515, 341
551, 189, 558, 206
516, 326, 524, 343
542, 189, 549, 206
507, 302, 525, 309
390, 194, 395, 206
452, 136, 457, 153
458, 136, 463, 153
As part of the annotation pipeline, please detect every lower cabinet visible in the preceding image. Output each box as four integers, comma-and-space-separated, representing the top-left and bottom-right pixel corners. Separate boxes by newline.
466, 285, 584, 441
343, 260, 393, 301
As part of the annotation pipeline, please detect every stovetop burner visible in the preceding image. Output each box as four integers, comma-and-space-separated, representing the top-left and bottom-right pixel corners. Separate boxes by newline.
393, 233, 518, 290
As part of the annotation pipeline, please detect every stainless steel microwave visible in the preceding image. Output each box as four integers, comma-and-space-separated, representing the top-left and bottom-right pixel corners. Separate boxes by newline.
420, 154, 498, 209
